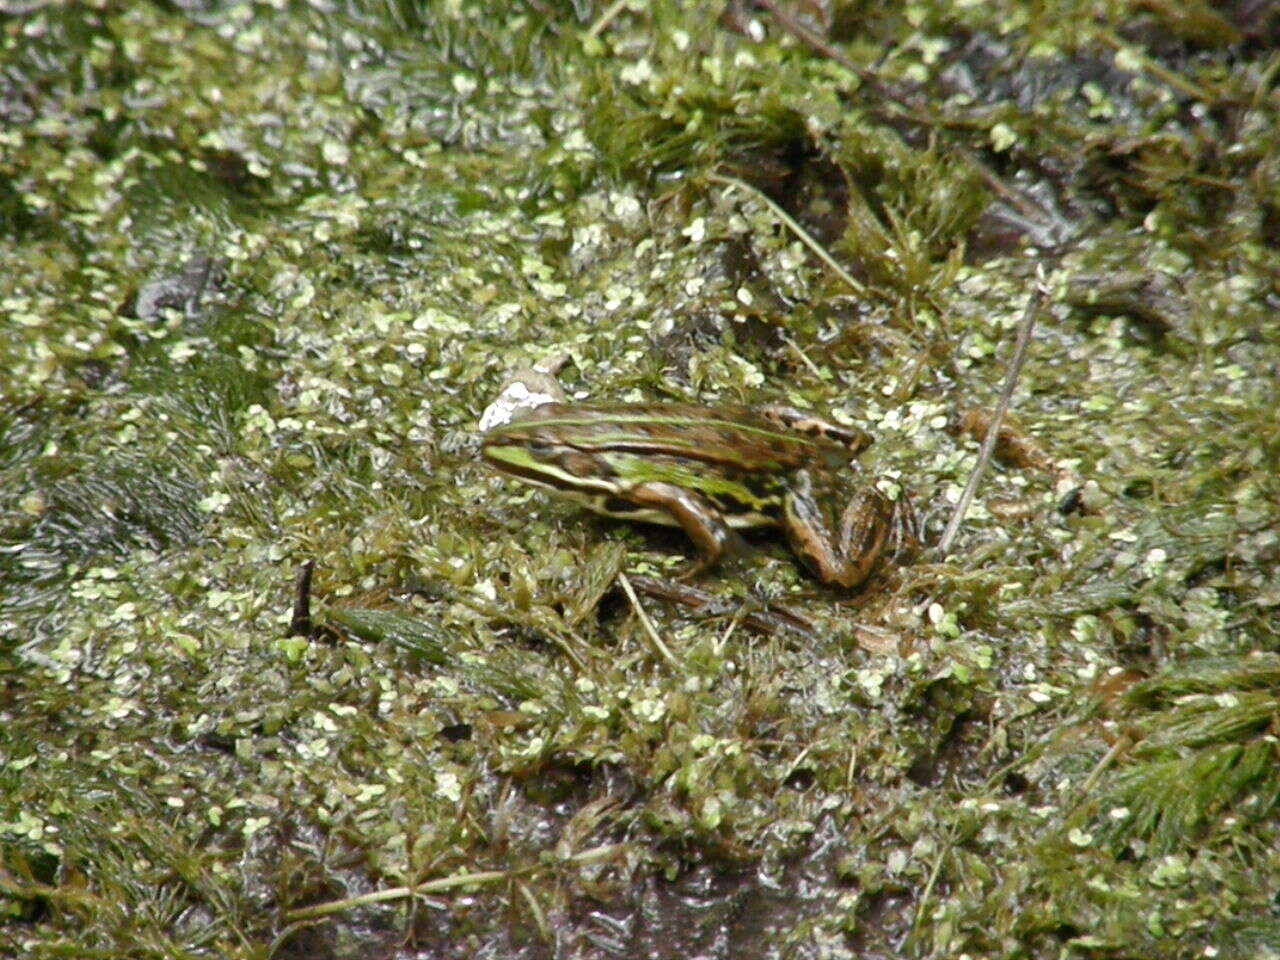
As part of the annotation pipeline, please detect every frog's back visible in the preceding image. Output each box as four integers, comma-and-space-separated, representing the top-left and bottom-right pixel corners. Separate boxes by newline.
508, 402, 858, 474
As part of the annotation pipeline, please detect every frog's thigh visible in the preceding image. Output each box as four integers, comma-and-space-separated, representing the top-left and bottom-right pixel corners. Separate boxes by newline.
837, 488, 892, 566
885, 491, 920, 559
783, 484, 890, 589
628, 481, 732, 568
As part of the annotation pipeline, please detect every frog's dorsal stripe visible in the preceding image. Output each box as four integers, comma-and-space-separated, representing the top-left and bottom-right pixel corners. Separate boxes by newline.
524, 408, 810, 447
482, 445, 781, 528
600, 452, 782, 511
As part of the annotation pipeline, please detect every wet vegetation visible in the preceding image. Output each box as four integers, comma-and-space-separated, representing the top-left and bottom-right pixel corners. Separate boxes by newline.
2, 0, 1279, 956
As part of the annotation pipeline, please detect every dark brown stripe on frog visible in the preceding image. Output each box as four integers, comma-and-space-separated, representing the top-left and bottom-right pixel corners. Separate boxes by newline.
511, 411, 816, 469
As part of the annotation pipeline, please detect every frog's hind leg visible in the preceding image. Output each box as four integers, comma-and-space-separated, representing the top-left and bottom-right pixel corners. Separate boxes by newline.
783, 474, 893, 590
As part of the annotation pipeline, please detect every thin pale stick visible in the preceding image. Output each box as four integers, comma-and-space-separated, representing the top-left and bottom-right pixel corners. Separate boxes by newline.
618, 571, 680, 669
585, 0, 629, 40
937, 279, 1044, 555
707, 173, 868, 297
281, 843, 631, 925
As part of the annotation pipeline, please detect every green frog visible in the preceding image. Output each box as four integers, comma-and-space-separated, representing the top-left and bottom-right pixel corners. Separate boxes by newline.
480, 402, 916, 589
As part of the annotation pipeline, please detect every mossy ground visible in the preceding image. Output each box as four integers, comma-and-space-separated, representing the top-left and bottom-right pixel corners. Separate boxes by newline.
2, 1, 1279, 957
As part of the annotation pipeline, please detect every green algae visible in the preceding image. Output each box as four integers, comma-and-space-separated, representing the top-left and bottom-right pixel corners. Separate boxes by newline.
2, 0, 1280, 957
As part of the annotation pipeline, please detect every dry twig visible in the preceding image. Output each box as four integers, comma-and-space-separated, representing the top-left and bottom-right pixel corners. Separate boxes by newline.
937, 277, 1045, 555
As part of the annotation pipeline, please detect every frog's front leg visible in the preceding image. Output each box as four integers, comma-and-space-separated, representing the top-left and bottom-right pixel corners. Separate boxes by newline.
782, 471, 900, 589
627, 481, 734, 579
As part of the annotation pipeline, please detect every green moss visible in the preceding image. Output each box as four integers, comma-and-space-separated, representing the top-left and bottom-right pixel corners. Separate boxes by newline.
2, 0, 1279, 956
